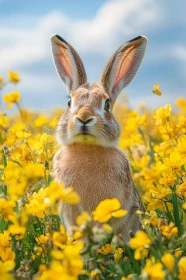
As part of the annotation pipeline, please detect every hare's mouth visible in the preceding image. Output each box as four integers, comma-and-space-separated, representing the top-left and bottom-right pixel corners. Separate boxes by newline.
72, 127, 97, 143
80, 126, 91, 135
77, 132, 92, 136
73, 133, 96, 144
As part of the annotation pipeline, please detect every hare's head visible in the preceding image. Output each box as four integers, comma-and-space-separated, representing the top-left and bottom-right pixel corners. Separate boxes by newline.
51, 35, 147, 147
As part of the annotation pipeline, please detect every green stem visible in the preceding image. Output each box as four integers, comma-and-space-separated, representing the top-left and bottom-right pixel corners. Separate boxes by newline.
125, 245, 140, 274
164, 201, 172, 221
172, 184, 181, 236
15, 101, 24, 119
0, 132, 7, 196
0, 132, 7, 168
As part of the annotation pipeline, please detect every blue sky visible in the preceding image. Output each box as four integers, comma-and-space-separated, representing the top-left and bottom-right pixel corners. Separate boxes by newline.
0, 0, 186, 112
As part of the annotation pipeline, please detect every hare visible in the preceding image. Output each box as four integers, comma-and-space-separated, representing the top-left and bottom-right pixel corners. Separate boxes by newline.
51, 34, 147, 242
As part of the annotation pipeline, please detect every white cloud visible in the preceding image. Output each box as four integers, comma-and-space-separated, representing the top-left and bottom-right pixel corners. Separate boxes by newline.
168, 45, 186, 77
0, 11, 66, 70
172, 45, 186, 61
4, 0, 181, 111
69, 0, 160, 54
0, 0, 160, 72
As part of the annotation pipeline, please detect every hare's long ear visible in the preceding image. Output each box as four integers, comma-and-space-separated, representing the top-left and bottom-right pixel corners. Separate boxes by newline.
100, 36, 147, 104
51, 35, 87, 93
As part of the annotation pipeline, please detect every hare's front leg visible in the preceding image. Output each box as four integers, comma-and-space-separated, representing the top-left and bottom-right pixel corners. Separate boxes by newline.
126, 207, 142, 236
121, 195, 144, 242
60, 202, 81, 235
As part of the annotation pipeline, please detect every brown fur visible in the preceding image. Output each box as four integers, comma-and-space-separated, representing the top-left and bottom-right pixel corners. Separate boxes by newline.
56, 85, 120, 147
53, 143, 142, 242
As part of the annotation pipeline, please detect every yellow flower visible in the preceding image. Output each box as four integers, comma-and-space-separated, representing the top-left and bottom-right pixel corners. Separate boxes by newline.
149, 184, 172, 199
60, 186, 80, 204
34, 133, 55, 155
3, 91, 21, 109
153, 83, 162, 96
8, 71, 20, 84
177, 135, 186, 154
73, 231, 84, 240
62, 242, 84, 276
5, 172, 27, 201
0, 114, 9, 128
109, 273, 118, 277
35, 233, 50, 245
164, 151, 186, 170
90, 269, 100, 278
114, 248, 123, 262
182, 202, 186, 210
52, 226, 67, 249
76, 212, 91, 226
34, 115, 48, 128
178, 257, 186, 280
102, 224, 113, 234
25, 198, 47, 219
18, 144, 33, 163
144, 259, 165, 280
92, 198, 127, 223
8, 223, 26, 237
161, 253, 175, 271
34, 246, 43, 257
130, 231, 151, 260
0, 76, 4, 86
16, 130, 31, 139
100, 243, 114, 255
176, 98, 186, 112
176, 181, 186, 196
0, 260, 15, 280
51, 249, 64, 260
154, 104, 171, 120
175, 249, 183, 257
38, 249, 84, 279
160, 222, 178, 239
24, 163, 44, 179
25, 181, 79, 220
46, 181, 80, 205
130, 231, 151, 249
159, 172, 176, 188
134, 247, 149, 260
49, 117, 60, 128
0, 232, 12, 248
144, 210, 159, 227
0, 199, 15, 222
133, 154, 150, 169
0, 247, 15, 262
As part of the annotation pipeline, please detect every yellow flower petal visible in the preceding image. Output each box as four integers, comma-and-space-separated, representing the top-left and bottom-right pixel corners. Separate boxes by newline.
153, 83, 162, 96
112, 209, 127, 218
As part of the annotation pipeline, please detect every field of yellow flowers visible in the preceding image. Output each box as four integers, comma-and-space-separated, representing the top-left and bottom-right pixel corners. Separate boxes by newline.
0, 72, 186, 280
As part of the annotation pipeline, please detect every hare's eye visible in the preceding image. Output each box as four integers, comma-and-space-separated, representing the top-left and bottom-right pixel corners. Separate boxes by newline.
104, 99, 110, 111
68, 97, 72, 108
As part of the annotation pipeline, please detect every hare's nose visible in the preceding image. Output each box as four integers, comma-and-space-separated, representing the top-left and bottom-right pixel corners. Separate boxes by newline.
74, 116, 97, 127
